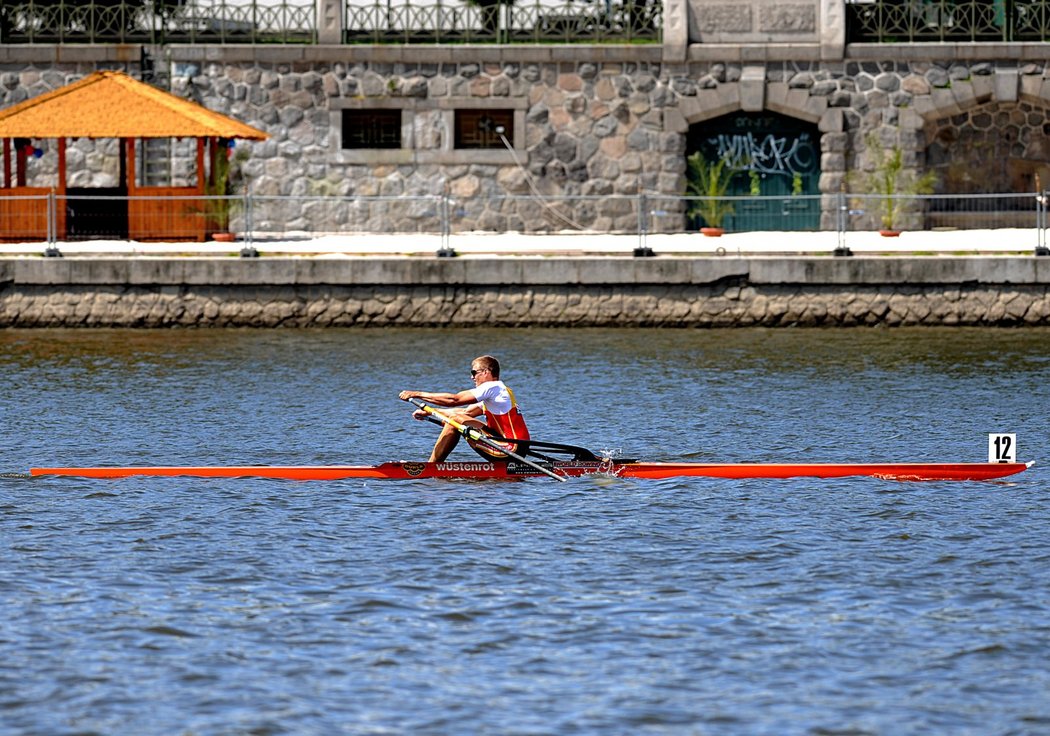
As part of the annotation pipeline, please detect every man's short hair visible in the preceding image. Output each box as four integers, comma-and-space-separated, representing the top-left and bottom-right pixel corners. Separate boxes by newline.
474, 355, 500, 378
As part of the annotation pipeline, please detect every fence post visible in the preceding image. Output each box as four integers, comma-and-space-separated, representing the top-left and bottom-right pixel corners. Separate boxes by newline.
834, 188, 852, 257
1038, 189, 1049, 256
238, 192, 259, 257
634, 192, 654, 257
317, 0, 343, 43
244, 192, 253, 246
42, 192, 62, 257
48, 191, 55, 244
437, 193, 456, 257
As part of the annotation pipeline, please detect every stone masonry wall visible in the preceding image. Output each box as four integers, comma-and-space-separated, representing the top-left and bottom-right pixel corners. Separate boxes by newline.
4, 47, 1050, 235
4, 255, 1046, 327
4, 282, 1048, 328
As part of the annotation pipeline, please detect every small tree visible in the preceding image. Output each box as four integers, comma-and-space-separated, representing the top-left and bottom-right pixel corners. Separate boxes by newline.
853, 134, 937, 231
205, 142, 249, 235
686, 151, 738, 230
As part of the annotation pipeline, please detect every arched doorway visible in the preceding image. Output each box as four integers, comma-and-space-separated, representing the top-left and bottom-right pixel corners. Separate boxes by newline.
686, 111, 820, 231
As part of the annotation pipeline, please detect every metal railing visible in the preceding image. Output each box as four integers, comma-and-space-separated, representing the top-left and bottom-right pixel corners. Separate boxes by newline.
0, 0, 659, 44
6, 0, 1050, 45
846, 0, 1050, 43
2, 191, 1048, 254
0, 0, 316, 44
343, 0, 661, 44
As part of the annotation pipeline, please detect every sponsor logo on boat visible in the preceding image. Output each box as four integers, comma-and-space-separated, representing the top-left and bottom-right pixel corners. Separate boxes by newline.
503, 460, 609, 476
507, 461, 555, 475
435, 462, 496, 473
403, 462, 427, 477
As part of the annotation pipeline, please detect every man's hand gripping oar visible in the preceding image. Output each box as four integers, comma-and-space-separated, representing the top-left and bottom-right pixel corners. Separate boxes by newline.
403, 398, 567, 482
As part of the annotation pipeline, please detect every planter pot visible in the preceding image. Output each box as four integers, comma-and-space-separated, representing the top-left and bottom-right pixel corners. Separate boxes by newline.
879, 229, 901, 238
701, 227, 725, 237
211, 232, 237, 242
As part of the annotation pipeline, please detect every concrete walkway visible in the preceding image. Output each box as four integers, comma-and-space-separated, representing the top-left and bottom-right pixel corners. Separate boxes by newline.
0, 228, 1046, 257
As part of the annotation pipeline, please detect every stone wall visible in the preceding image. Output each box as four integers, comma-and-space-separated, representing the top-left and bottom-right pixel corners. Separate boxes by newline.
4, 282, 1049, 328
3, 256, 1048, 327
3, 44, 1050, 234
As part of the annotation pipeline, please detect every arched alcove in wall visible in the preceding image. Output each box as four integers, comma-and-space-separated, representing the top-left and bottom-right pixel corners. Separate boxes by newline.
685, 110, 821, 231
924, 99, 1050, 227
927, 100, 1050, 193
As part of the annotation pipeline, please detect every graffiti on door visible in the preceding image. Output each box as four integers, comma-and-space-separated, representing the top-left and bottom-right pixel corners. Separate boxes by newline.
708, 131, 817, 178
687, 112, 822, 231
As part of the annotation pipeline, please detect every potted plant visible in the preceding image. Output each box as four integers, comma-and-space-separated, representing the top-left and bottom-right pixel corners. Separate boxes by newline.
686, 151, 738, 236
205, 141, 249, 242
852, 134, 937, 236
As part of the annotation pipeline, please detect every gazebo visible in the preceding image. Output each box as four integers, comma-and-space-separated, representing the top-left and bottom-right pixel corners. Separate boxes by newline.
0, 70, 267, 242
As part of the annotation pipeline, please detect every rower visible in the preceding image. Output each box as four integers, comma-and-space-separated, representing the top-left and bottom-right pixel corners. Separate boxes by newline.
398, 355, 530, 463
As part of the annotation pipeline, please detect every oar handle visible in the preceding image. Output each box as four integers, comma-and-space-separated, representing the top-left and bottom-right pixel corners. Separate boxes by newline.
406, 398, 483, 441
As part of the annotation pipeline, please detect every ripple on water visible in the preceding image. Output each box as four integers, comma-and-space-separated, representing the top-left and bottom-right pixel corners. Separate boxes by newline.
2, 327, 1049, 734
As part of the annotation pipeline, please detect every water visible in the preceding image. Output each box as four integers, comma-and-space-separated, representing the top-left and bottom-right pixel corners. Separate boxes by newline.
2, 327, 1049, 735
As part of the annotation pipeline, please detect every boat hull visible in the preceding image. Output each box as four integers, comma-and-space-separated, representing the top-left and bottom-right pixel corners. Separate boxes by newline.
29, 460, 1032, 482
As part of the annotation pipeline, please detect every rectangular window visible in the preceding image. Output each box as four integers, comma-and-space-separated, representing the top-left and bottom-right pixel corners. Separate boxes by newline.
342, 110, 401, 149
454, 110, 513, 149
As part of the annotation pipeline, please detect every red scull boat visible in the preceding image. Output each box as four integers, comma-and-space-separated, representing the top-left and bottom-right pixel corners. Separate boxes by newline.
29, 460, 1033, 482
28, 402, 1033, 482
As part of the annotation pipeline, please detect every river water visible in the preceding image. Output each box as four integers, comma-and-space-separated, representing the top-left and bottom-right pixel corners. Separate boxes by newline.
2, 327, 1049, 735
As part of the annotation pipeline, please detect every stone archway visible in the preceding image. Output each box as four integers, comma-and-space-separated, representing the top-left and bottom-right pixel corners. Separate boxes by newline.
927, 100, 1050, 194
669, 66, 844, 230
903, 69, 1050, 228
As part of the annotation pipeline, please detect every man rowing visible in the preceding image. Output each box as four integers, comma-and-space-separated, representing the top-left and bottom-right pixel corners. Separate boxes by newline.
398, 355, 530, 463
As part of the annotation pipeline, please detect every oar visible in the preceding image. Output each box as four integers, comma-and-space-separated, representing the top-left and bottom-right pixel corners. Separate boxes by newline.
404, 398, 567, 482
416, 415, 599, 461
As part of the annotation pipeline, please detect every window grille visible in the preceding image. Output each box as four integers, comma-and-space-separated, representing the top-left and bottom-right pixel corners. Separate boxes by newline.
454, 110, 513, 149
342, 110, 401, 149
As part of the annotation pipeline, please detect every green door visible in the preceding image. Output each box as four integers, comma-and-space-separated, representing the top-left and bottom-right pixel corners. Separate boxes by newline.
686, 112, 821, 232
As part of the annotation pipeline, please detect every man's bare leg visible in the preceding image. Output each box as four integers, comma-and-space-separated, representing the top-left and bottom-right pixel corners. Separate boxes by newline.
428, 416, 487, 462
428, 423, 461, 463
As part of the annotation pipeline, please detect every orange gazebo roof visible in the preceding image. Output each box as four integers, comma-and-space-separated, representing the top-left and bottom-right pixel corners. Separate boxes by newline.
0, 70, 267, 140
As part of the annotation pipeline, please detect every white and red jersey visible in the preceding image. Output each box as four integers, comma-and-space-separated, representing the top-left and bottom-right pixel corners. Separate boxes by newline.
470, 380, 530, 441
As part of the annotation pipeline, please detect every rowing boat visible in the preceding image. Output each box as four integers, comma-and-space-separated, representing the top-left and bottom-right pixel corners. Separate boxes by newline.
29, 460, 1033, 481
27, 402, 1033, 482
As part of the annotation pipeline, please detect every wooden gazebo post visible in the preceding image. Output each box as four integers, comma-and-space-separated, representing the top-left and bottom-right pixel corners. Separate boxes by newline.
197, 138, 207, 195
126, 137, 136, 194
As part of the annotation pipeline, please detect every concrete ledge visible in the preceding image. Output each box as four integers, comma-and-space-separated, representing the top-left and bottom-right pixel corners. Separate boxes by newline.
846, 43, 1050, 62
0, 43, 663, 65
746, 256, 1048, 285
687, 43, 825, 62
5, 256, 1048, 328
2, 256, 1046, 287
6, 42, 1050, 65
